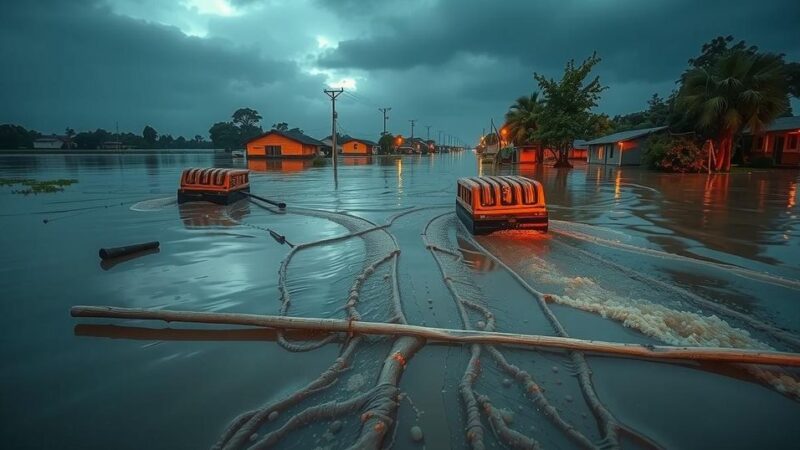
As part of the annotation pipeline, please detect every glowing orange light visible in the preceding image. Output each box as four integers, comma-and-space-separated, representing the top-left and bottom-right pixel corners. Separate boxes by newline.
500, 128, 508, 136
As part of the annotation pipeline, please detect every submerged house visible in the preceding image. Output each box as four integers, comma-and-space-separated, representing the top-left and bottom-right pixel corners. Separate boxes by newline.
586, 126, 667, 166
33, 135, 70, 149
744, 116, 800, 166
570, 140, 588, 160
246, 129, 323, 159
341, 137, 379, 156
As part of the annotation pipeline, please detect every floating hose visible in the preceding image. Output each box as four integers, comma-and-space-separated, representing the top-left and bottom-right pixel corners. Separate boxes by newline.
98, 241, 159, 260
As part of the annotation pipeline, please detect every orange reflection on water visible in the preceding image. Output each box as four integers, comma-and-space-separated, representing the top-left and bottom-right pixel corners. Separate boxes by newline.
343, 156, 373, 166
248, 159, 313, 172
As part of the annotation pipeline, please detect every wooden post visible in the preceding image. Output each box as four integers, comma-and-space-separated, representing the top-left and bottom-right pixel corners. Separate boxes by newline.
71, 305, 800, 367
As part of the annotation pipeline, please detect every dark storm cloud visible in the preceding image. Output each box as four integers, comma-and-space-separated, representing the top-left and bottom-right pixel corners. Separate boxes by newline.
1, 0, 798, 142
0, 0, 302, 136
319, 0, 800, 84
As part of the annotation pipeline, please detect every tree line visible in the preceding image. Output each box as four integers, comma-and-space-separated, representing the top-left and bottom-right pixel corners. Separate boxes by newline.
0, 124, 213, 150
501, 35, 799, 172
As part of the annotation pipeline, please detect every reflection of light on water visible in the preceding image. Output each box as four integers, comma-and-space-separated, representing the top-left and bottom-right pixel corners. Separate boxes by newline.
614, 169, 621, 201
396, 158, 403, 193
788, 182, 797, 209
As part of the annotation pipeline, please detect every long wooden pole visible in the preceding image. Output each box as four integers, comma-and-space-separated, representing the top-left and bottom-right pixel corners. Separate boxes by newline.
70, 306, 800, 367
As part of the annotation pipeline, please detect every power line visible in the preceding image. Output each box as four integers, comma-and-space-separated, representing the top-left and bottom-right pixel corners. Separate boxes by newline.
409, 119, 416, 139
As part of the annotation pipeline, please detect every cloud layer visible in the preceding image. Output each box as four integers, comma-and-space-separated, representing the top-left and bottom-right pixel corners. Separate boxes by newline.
1, 0, 798, 141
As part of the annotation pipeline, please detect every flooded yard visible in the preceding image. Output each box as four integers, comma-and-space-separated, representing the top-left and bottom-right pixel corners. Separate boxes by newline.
1, 151, 799, 449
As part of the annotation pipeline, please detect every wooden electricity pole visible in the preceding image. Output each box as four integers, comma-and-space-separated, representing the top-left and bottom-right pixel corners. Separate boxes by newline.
379, 107, 391, 136
324, 88, 344, 186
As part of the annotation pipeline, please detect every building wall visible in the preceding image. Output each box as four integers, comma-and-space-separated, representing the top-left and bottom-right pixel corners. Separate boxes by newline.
750, 131, 800, 166
568, 149, 587, 160
342, 140, 371, 155
33, 141, 64, 149
518, 146, 540, 163
588, 139, 645, 165
246, 134, 317, 158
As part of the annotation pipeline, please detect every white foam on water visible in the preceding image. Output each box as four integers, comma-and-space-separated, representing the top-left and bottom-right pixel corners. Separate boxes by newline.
130, 197, 176, 211
523, 257, 800, 397
555, 276, 768, 349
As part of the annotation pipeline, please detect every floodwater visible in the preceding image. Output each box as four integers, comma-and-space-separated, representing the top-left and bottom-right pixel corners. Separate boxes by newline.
0, 151, 799, 449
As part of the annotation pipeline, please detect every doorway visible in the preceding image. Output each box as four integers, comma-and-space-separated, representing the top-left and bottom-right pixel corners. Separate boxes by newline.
773, 136, 785, 165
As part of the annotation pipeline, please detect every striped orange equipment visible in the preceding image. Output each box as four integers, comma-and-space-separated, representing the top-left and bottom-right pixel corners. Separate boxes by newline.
456, 175, 548, 234
177, 168, 250, 204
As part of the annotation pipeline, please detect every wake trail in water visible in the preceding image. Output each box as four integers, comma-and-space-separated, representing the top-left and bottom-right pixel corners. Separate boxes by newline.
551, 220, 800, 291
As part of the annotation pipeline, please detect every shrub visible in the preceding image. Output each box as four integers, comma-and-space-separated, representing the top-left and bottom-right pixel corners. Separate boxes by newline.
642, 135, 708, 173
311, 156, 327, 167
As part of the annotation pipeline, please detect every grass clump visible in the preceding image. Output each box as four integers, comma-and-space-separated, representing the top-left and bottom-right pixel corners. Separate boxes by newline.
0, 178, 78, 194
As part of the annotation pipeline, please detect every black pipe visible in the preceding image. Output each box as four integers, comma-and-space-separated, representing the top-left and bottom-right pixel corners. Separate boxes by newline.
268, 229, 294, 247
99, 241, 160, 260
244, 192, 286, 209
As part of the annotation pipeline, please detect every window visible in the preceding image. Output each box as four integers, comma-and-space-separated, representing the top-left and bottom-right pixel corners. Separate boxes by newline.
755, 137, 764, 150
608, 144, 614, 159
788, 135, 798, 150
353, 143, 359, 150
265, 145, 281, 156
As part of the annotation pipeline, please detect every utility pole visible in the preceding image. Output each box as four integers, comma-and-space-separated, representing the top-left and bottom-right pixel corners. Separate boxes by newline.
379, 107, 391, 136
425, 125, 431, 140
324, 87, 344, 186
409, 119, 416, 139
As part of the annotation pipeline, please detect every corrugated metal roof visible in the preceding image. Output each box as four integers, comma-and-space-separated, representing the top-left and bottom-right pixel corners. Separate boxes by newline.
744, 116, 800, 134
584, 126, 667, 146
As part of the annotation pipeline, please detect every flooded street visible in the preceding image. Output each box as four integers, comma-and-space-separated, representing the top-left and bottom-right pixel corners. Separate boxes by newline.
1, 151, 799, 449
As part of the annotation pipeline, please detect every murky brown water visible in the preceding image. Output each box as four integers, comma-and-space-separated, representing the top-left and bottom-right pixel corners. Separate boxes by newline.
1, 151, 798, 449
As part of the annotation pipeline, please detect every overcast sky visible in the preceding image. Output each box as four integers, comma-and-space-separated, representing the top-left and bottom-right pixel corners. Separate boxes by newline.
1, 0, 798, 143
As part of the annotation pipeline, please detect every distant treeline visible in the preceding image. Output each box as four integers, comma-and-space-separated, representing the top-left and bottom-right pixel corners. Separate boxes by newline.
0, 124, 214, 150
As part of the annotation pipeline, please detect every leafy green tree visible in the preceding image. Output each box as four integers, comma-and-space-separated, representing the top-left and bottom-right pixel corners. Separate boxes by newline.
0, 124, 35, 149
378, 133, 395, 154
272, 122, 289, 131
232, 108, 262, 128
142, 125, 158, 147
231, 108, 263, 147
209, 122, 240, 150
533, 53, 607, 168
504, 92, 544, 146
74, 129, 111, 149
676, 50, 789, 171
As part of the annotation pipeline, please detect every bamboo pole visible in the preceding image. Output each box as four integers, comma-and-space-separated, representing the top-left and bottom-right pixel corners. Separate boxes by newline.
70, 306, 800, 367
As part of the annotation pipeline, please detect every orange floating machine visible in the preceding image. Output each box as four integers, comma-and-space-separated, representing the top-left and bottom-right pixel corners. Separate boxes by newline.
177, 168, 250, 204
456, 175, 548, 234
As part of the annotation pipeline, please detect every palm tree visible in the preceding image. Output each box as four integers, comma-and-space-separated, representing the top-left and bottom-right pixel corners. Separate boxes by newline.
504, 92, 544, 146
677, 50, 789, 171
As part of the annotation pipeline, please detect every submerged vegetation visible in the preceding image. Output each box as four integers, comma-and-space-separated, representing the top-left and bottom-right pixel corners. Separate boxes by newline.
0, 178, 78, 194
642, 135, 709, 173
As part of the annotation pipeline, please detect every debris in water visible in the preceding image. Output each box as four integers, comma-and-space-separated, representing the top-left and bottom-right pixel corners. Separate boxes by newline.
551, 366, 559, 373
565, 395, 574, 403
410, 425, 424, 442
477, 320, 486, 329
249, 433, 258, 442
501, 409, 515, 424
268, 411, 279, 421
330, 420, 343, 434
502, 378, 512, 388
